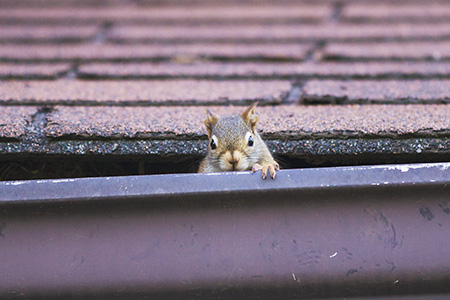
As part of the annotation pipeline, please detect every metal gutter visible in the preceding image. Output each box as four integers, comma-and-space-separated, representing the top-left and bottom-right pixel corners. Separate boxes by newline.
0, 163, 449, 298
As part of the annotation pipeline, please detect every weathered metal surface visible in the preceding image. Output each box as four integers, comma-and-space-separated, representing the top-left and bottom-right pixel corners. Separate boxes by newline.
0, 163, 449, 298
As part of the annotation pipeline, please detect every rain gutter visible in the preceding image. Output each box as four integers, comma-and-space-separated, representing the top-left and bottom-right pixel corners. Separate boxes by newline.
0, 163, 449, 298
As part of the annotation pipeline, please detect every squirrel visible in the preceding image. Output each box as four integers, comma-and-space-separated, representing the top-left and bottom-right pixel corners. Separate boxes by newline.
198, 103, 279, 179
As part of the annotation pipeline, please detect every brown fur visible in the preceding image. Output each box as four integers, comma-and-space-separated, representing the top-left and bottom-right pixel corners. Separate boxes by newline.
199, 103, 279, 179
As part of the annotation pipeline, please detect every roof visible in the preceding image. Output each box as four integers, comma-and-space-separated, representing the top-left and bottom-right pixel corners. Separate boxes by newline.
0, 0, 449, 176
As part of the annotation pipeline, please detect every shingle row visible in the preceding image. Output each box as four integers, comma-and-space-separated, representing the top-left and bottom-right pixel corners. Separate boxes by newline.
1, 43, 449, 68
0, 0, 346, 8
109, 24, 450, 42
0, 44, 312, 61
77, 62, 450, 79
4, 3, 450, 24
43, 105, 450, 139
2, 23, 449, 43
0, 63, 70, 79
342, 3, 450, 23
0, 25, 98, 42
302, 80, 450, 104
4, 42, 449, 62
322, 41, 450, 60
0, 80, 448, 105
2, 0, 448, 8
0, 80, 290, 105
0, 5, 331, 24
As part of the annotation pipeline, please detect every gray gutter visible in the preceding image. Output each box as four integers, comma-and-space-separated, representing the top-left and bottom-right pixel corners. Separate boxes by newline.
0, 163, 449, 298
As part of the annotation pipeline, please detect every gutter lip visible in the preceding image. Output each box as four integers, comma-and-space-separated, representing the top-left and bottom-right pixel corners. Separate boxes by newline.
1, 162, 449, 204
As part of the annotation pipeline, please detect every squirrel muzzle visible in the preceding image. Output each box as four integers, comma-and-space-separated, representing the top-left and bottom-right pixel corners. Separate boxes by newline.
220, 150, 247, 171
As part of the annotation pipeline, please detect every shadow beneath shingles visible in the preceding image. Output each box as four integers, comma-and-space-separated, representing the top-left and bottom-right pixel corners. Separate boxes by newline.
0, 155, 202, 181
1, 152, 449, 181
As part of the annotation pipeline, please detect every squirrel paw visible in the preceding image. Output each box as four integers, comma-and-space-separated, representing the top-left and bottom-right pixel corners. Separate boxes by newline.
252, 162, 280, 180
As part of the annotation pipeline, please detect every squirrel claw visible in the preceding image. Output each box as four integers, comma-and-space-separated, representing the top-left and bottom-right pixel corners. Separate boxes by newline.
252, 162, 279, 179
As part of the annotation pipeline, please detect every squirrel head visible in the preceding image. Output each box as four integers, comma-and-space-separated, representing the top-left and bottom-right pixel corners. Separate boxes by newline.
203, 103, 262, 172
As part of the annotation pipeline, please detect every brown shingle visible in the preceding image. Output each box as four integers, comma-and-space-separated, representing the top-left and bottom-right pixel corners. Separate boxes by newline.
258, 105, 450, 139
1, 0, 448, 8
0, 5, 331, 23
0, 80, 290, 105
44, 105, 450, 139
322, 41, 450, 60
302, 80, 450, 104
0, 0, 449, 163
342, 3, 450, 23
0, 63, 70, 79
0, 44, 312, 61
0, 25, 98, 42
109, 23, 450, 42
78, 61, 450, 79
0, 106, 37, 139
0, 0, 129, 7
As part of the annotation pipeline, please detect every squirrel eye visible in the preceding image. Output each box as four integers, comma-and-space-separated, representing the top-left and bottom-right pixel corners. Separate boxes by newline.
248, 135, 254, 147
210, 139, 217, 150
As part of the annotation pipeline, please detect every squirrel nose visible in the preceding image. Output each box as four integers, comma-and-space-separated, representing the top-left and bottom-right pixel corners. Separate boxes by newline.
225, 151, 242, 170
229, 157, 239, 167
224, 151, 241, 170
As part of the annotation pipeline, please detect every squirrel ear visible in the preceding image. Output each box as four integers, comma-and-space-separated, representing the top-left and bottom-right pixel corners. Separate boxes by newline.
204, 108, 219, 137
241, 102, 259, 132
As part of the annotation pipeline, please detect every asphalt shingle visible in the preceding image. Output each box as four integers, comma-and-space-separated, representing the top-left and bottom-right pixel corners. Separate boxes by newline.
0, 106, 37, 139
0, 0, 129, 7
0, 80, 290, 105
0, 43, 312, 62
109, 23, 450, 42
78, 61, 450, 79
0, 63, 70, 79
302, 80, 450, 104
0, 0, 449, 171
342, 3, 450, 23
0, 5, 331, 23
322, 41, 450, 60
0, 25, 99, 42
44, 105, 450, 139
